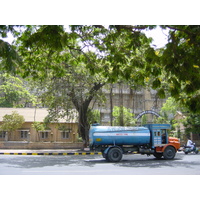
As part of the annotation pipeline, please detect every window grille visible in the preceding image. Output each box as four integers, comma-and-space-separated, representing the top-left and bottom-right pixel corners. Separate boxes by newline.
20, 131, 28, 139
41, 131, 49, 139
0, 131, 6, 138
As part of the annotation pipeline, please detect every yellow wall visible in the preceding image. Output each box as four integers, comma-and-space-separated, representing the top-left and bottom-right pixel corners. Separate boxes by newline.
0, 122, 79, 143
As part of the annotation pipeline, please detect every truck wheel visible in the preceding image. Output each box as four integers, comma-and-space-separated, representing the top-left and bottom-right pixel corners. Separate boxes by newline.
163, 146, 176, 160
107, 147, 123, 162
153, 152, 163, 159
102, 153, 110, 161
102, 151, 106, 158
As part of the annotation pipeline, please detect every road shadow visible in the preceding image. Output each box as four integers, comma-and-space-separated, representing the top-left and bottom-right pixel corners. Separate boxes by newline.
1, 153, 199, 170
84, 153, 198, 169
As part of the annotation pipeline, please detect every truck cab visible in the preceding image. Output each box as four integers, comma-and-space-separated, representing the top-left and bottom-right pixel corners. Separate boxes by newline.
143, 124, 170, 147
144, 124, 180, 160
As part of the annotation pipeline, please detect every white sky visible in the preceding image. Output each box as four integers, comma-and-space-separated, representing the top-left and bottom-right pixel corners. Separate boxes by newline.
144, 26, 169, 48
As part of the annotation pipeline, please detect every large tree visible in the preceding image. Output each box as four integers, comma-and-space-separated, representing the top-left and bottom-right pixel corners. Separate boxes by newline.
15, 25, 154, 146
17, 26, 200, 107
34, 61, 106, 146
2, 25, 200, 144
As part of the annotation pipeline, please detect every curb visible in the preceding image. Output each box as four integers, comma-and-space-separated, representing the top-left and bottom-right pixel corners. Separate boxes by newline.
0, 152, 102, 156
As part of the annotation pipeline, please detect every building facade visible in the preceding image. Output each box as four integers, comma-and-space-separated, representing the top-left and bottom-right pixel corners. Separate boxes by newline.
92, 84, 166, 125
0, 108, 82, 149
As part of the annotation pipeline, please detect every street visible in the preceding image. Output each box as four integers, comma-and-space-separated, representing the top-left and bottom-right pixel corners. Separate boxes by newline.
0, 152, 200, 175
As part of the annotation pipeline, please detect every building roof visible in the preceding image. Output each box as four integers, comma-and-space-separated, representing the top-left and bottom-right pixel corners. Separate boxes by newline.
0, 108, 78, 123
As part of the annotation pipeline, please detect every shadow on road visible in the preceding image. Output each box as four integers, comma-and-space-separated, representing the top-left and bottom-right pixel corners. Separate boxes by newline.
0, 153, 199, 170
84, 153, 199, 169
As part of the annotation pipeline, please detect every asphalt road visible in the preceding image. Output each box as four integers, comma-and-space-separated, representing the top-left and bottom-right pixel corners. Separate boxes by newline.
0, 152, 200, 175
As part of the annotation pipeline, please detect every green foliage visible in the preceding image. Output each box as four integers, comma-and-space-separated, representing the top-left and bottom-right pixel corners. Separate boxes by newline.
17, 25, 154, 85
0, 111, 25, 133
154, 116, 170, 124
2, 25, 200, 114
158, 26, 200, 112
154, 97, 179, 125
0, 25, 22, 73
21, 25, 65, 50
87, 109, 100, 125
31, 121, 45, 133
112, 106, 136, 126
3, 25, 200, 143
155, 97, 185, 132
183, 114, 200, 135
141, 115, 147, 125
160, 97, 179, 118
0, 73, 37, 107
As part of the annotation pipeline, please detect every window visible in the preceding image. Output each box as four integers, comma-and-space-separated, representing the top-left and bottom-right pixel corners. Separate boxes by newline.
62, 131, 70, 139
20, 131, 28, 139
0, 131, 6, 138
60, 128, 71, 139
154, 131, 161, 136
41, 131, 49, 139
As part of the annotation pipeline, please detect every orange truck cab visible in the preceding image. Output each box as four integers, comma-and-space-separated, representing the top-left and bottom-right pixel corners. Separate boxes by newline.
143, 124, 180, 159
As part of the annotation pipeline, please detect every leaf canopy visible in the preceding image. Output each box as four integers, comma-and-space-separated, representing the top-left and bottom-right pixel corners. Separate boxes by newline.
1, 25, 200, 113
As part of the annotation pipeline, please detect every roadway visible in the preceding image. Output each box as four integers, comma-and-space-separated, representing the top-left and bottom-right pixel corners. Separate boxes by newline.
0, 151, 200, 175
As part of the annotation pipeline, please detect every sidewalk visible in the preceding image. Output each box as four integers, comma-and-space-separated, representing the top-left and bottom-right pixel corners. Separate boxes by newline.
0, 148, 102, 155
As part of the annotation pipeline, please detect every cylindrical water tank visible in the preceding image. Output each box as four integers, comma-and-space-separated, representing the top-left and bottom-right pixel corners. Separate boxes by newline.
89, 126, 150, 146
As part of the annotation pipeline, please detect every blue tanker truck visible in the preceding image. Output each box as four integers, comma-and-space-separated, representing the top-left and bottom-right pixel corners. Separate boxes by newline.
89, 123, 180, 162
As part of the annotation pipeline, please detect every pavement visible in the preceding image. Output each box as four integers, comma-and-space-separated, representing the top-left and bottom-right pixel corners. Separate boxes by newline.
0, 148, 102, 155
0, 147, 199, 156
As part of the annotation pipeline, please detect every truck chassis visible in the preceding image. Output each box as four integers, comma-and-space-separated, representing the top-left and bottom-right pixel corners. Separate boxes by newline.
91, 144, 177, 162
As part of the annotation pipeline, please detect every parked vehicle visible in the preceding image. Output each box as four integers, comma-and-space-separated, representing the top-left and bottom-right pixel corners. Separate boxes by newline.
89, 123, 180, 162
183, 143, 199, 154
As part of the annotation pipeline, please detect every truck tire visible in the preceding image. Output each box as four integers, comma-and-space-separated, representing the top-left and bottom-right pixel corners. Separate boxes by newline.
102, 152, 110, 161
107, 147, 123, 162
163, 146, 176, 160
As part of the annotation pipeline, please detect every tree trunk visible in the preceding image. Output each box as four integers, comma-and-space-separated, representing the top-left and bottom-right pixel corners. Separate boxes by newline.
119, 83, 124, 126
70, 82, 105, 148
110, 84, 113, 126
78, 105, 90, 148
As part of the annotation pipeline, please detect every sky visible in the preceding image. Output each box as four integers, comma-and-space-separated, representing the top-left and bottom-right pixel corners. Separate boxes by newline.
144, 26, 169, 48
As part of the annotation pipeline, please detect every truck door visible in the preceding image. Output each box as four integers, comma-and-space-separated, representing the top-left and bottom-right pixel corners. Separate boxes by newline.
153, 130, 162, 146
153, 129, 168, 146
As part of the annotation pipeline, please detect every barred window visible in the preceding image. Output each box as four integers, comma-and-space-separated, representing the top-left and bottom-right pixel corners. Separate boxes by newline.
20, 131, 28, 139
41, 131, 49, 139
0, 131, 6, 138
60, 128, 72, 139
62, 131, 69, 139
